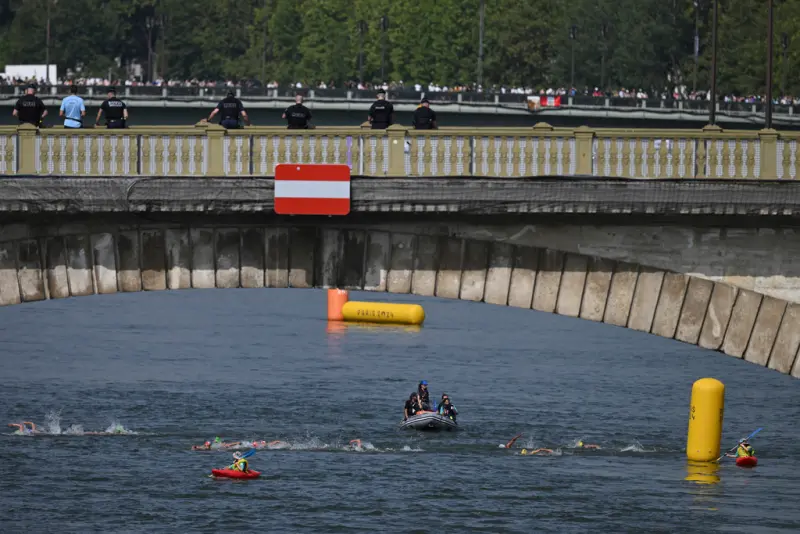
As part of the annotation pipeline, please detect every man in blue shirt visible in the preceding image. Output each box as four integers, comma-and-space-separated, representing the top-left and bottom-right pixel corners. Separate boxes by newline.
59, 85, 85, 128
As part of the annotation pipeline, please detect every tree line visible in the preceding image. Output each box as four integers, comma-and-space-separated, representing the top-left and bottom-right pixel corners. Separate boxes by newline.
1, 0, 799, 96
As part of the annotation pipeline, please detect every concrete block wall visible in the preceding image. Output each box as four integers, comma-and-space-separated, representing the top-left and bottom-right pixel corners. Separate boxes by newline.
0, 223, 798, 379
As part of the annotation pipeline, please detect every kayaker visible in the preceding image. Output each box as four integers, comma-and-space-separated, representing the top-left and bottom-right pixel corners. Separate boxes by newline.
437, 395, 458, 422
418, 381, 430, 410
727, 439, 755, 458
231, 452, 249, 472
403, 392, 423, 420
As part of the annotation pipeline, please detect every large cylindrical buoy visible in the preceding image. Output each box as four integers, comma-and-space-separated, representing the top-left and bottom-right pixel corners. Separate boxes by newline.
341, 301, 425, 325
327, 289, 350, 321
686, 378, 725, 462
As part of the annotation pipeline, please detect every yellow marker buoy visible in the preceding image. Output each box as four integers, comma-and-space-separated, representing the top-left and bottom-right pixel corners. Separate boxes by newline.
341, 301, 425, 326
686, 378, 725, 462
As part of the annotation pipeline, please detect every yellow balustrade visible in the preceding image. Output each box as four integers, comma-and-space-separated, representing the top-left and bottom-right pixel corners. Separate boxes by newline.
3, 122, 799, 179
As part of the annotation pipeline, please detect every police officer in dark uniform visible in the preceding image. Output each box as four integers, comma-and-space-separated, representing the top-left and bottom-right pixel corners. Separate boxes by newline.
368, 88, 394, 129
282, 94, 312, 129
207, 90, 250, 129
95, 88, 128, 128
412, 98, 437, 129
12, 84, 47, 126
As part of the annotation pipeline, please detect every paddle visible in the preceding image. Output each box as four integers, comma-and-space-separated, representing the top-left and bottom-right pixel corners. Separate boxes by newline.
716, 427, 763, 462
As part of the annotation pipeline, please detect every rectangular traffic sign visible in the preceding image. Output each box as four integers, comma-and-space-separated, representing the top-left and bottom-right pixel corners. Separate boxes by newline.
274, 164, 351, 216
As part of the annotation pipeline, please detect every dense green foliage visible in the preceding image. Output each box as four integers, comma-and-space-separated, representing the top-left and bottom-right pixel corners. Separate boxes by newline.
1, 0, 799, 95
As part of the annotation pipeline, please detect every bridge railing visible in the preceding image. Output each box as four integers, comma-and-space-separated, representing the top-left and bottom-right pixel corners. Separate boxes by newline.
2, 122, 798, 179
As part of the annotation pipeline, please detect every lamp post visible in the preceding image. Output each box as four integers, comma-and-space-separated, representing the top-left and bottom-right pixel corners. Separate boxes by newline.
358, 21, 366, 82
380, 15, 388, 82
45, 0, 52, 84
782, 32, 789, 97
600, 22, 609, 93
477, 0, 485, 88
709, 0, 718, 125
766, 0, 774, 129
693, 0, 699, 93
569, 25, 577, 90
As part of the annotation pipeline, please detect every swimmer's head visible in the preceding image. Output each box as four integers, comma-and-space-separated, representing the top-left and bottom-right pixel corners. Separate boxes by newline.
577, 441, 584, 448
204, 441, 211, 447
521, 449, 528, 455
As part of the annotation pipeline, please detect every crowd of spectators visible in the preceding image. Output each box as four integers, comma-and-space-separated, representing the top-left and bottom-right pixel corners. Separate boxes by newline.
0, 75, 796, 105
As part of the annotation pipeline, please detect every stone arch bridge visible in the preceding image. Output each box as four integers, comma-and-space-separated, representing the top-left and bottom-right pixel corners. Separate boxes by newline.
1, 211, 799, 380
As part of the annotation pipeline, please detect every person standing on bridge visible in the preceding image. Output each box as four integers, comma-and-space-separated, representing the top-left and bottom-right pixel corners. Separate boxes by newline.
412, 98, 437, 129
282, 94, 313, 129
60, 85, 86, 129
208, 90, 250, 129
368, 88, 394, 129
13, 84, 47, 127
95, 88, 128, 129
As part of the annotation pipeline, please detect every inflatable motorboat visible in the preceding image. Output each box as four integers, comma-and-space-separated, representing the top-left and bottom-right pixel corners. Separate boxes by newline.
400, 412, 458, 431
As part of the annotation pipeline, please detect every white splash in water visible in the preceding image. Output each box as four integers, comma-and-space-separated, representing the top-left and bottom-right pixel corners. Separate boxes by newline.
105, 421, 134, 435
621, 440, 649, 453
44, 410, 63, 434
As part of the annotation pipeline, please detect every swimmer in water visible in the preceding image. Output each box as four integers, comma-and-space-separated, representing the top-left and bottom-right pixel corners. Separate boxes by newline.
349, 439, 362, 449
520, 448, 554, 456
7, 422, 36, 435
192, 441, 213, 451
502, 434, 523, 449
576, 441, 601, 450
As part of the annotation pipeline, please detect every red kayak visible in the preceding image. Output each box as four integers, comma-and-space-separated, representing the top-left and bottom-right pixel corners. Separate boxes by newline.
211, 468, 261, 479
735, 456, 758, 468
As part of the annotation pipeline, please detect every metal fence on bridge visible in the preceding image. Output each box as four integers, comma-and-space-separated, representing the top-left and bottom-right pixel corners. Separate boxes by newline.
1, 123, 798, 180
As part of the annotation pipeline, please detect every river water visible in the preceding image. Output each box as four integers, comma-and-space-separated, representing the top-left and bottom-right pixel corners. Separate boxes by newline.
1, 289, 798, 533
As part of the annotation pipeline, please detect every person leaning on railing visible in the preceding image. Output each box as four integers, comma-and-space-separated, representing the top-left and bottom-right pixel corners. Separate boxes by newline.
368, 88, 394, 129
95, 87, 128, 129
207, 90, 250, 129
12, 84, 47, 127
282, 94, 313, 129
411, 98, 437, 129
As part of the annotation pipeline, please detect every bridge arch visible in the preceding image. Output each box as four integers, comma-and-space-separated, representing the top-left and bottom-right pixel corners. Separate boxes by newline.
0, 221, 798, 379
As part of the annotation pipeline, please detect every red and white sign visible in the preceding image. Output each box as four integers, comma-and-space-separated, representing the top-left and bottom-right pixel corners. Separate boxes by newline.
274, 164, 351, 216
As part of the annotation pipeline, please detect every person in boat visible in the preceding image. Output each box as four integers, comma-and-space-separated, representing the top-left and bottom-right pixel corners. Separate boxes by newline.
231, 452, 249, 472
403, 392, 423, 420
726, 438, 755, 458
576, 441, 601, 450
521, 448, 554, 456
437, 394, 458, 422
418, 381, 430, 410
